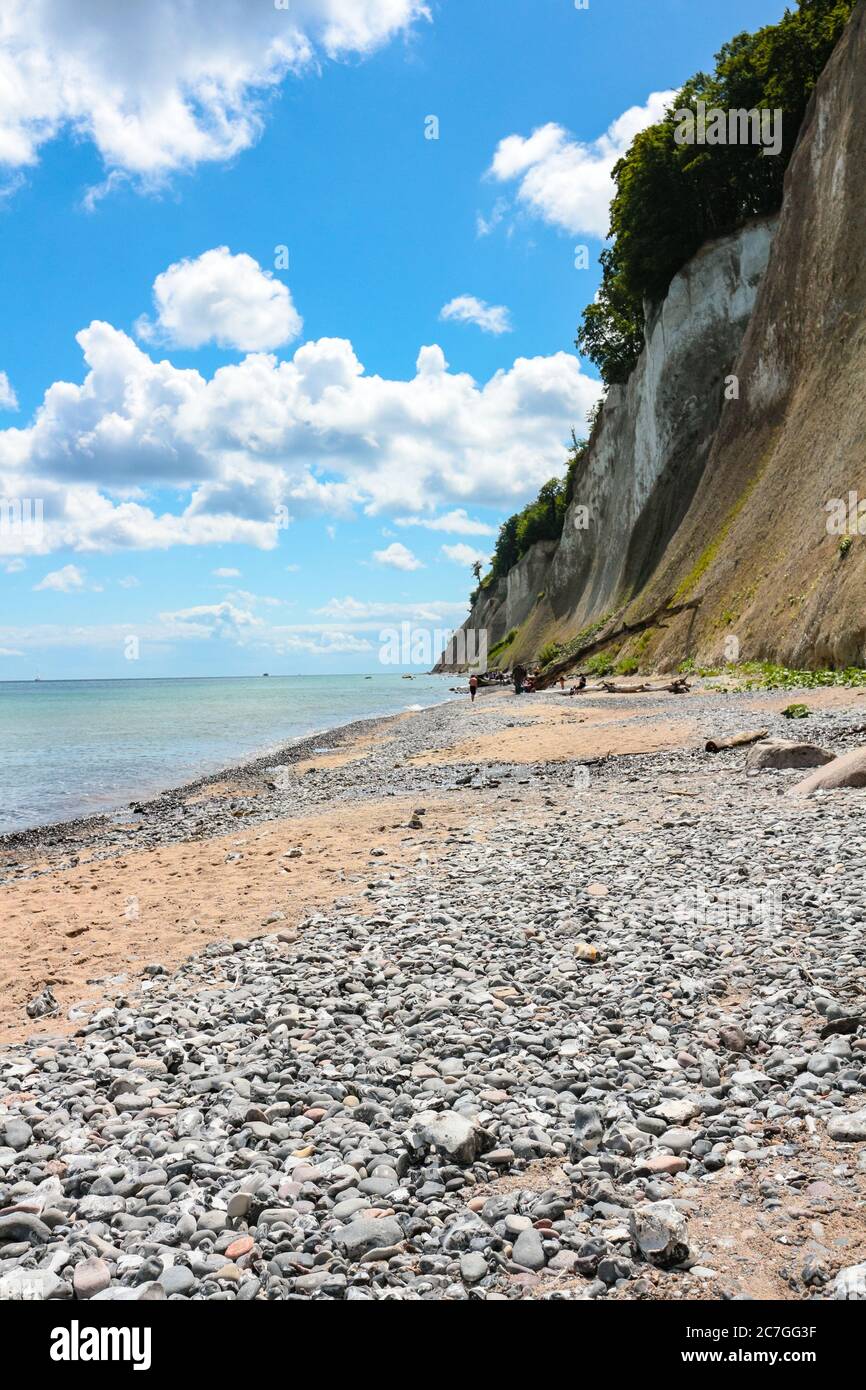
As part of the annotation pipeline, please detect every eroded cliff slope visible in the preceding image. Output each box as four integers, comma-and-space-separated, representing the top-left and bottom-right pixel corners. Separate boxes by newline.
443, 2, 866, 675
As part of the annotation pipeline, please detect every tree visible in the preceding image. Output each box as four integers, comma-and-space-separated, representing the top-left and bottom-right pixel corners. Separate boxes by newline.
576, 0, 856, 386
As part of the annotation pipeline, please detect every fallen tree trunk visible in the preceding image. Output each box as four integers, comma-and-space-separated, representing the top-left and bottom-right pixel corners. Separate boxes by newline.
598, 678, 691, 695
535, 597, 702, 691
705, 728, 769, 753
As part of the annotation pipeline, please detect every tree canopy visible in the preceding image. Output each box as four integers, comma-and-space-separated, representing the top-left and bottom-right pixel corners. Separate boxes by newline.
577, 0, 855, 384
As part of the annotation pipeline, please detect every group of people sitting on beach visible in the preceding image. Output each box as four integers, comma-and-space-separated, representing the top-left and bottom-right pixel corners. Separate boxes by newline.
465, 666, 587, 702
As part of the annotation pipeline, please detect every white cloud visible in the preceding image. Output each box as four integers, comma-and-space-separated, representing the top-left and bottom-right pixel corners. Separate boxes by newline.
161, 601, 263, 641
0, 371, 18, 410
441, 542, 489, 567
372, 541, 424, 571
396, 509, 495, 537
487, 92, 677, 238
0, 1, 431, 185
213, 566, 241, 578
0, 322, 602, 556
476, 198, 509, 239
118, 575, 140, 588
315, 596, 467, 624
0, 646, 23, 656
34, 563, 86, 592
440, 295, 512, 335
137, 248, 302, 352
4, 557, 25, 573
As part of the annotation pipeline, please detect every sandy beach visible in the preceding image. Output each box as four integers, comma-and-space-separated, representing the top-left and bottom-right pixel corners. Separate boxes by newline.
2, 681, 866, 1302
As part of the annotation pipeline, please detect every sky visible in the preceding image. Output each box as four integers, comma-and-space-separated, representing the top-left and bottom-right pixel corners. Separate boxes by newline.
0, 0, 789, 678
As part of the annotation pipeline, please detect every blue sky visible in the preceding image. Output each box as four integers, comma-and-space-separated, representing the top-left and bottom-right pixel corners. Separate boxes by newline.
0, 0, 787, 678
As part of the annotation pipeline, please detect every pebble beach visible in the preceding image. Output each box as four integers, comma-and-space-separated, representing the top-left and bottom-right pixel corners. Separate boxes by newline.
2, 683, 866, 1302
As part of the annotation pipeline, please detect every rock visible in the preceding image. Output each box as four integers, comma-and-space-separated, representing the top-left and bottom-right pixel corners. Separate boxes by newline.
0, 1213, 52, 1245
788, 746, 866, 797
512, 1228, 546, 1271
0, 1269, 64, 1300
719, 1025, 747, 1053
410, 1112, 491, 1166
745, 739, 835, 771
637, 1154, 688, 1176
460, 1252, 488, 1285
570, 1104, 603, 1157
226, 1192, 252, 1220
225, 1235, 255, 1259
833, 1262, 866, 1300
333, 1216, 403, 1260
657, 1127, 695, 1153
25, 985, 58, 1019
158, 1266, 196, 1296
0, 1118, 32, 1151
630, 1201, 689, 1268
827, 1107, 866, 1143
73, 1257, 111, 1300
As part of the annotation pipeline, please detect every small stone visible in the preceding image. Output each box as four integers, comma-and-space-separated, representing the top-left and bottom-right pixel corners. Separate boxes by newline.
460, 1252, 487, 1285
225, 1236, 255, 1259
570, 1104, 603, 1157
73, 1257, 111, 1300
828, 1108, 866, 1143
833, 1262, 866, 1300
630, 1201, 689, 1269
512, 1228, 546, 1271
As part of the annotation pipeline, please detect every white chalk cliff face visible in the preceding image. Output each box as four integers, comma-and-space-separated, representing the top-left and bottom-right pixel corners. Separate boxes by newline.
550, 217, 778, 633
442, 215, 778, 667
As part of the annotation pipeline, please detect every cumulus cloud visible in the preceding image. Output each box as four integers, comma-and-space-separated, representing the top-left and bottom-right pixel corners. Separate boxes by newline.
34, 563, 86, 592
395, 509, 495, 537
136, 248, 303, 352
161, 601, 262, 641
486, 92, 677, 238
213, 567, 241, 578
372, 541, 424, 572
441, 542, 489, 567
0, 322, 602, 555
439, 295, 512, 335
0, 1, 430, 185
0, 371, 18, 410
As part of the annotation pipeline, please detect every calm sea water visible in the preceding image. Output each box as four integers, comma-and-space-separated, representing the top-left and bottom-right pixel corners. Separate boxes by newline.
0, 675, 456, 836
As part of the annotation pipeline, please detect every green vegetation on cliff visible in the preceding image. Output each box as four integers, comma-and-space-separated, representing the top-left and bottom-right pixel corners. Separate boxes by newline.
578, 0, 856, 384
482, 436, 588, 589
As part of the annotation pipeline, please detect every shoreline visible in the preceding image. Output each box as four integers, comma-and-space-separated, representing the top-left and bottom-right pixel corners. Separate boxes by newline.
0, 685, 466, 858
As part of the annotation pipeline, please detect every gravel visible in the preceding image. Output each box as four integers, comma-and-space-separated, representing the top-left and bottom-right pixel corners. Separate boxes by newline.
1, 687, 865, 1300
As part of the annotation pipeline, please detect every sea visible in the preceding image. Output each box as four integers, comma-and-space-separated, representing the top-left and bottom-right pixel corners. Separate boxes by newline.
0, 674, 457, 836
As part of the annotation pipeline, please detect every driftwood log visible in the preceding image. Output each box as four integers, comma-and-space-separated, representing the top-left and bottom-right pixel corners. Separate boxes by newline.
535, 596, 702, 691
598, 678, 691, 695
705, 729, 769, 753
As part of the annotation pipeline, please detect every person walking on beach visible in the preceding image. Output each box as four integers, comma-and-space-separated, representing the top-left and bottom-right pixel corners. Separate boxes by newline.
469, 674, 479, 703
512, 663, 526, 695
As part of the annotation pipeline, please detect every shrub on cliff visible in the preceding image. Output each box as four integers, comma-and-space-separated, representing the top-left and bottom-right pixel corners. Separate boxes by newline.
577, 0, 856, 385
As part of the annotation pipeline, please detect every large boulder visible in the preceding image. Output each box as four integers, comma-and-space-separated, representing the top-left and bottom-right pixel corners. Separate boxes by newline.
788, 747, 866, 797
745, 739, 834, 771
